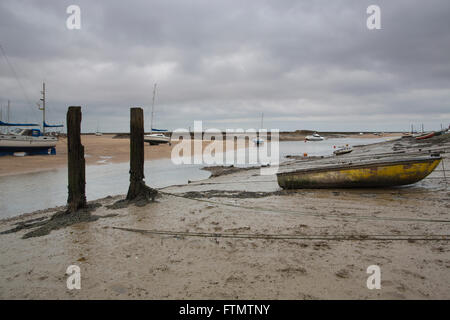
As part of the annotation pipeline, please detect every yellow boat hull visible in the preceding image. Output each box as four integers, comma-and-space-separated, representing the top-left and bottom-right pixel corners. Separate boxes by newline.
277, 157, 441, 189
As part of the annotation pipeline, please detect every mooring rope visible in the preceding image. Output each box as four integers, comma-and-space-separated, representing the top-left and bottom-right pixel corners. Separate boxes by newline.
112, 226, 450, 241
157, 191, 450, 224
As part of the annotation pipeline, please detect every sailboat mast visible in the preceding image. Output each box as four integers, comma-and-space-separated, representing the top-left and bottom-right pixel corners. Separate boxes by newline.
150, 83, 157, 133
39, 82, 46, 134
7, 100, 10, 134
260, 112, 264, 130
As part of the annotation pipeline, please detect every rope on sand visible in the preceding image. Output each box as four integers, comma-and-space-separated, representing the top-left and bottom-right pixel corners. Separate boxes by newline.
158, 191, 450, 224
112, 226, 450, 241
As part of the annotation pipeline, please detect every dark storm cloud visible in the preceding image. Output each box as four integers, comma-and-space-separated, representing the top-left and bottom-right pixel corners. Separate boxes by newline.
0, 0, 449, 132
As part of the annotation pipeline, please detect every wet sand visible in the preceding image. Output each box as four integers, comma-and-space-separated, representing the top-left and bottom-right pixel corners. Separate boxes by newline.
0, 135, 449, 299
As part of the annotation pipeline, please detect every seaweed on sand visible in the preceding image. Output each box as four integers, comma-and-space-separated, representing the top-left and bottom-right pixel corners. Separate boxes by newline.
0, 203, 117, 239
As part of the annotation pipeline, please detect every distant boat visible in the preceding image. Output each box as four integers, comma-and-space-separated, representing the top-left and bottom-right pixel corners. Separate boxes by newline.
253, 112, 265, 146
333, 146, 353, 156
415, 132, 435, 140
95, 120, 102, 136
144, 83, 171, 145
305, 133, 324, 141
277, 155, 441, 189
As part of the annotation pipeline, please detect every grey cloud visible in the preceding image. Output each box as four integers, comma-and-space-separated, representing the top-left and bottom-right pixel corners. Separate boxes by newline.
0, 0, 449, 133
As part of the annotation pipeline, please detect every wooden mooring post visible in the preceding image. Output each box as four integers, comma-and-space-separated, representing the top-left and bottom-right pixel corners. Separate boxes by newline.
67, 106, 87, 212
126, 107, 157, 201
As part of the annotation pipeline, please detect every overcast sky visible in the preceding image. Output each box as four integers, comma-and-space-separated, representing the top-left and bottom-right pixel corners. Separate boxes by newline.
0, 0, 449, 132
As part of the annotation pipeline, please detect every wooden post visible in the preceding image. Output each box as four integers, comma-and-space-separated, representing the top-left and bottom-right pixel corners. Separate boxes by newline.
67, 106, 87, 212
126, 107, 157, 201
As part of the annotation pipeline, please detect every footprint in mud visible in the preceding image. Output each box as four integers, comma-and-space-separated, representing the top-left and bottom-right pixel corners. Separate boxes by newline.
399, 269, 426, 280
335, 269, 350, 279
225, 274, 245, 284
276, 266, 307, 277
313, 242, 331, 250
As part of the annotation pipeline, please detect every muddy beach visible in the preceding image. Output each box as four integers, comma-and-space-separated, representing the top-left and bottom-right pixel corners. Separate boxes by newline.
0, 135, 449, 299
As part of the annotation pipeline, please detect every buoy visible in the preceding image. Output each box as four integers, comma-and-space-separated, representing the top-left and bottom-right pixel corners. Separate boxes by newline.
303, 153, 308, 157
333, 145, 336, 149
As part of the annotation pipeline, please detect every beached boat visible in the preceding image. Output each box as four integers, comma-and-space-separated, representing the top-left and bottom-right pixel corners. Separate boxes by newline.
0, 128, 57, 155
277, 155, 441, 189
415, 132, 435, 140
0, 83, 62, 156
145, 132, 170, 145
144, 83, 171, 145
305, 133, 324, 141
333, 146, 353, 156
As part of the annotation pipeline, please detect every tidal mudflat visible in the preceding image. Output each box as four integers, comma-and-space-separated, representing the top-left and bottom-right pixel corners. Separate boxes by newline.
0, 135, 448, 299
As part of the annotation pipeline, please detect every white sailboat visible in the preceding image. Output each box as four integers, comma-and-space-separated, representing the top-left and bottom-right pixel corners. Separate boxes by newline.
144, 83, 171, 145
0, 83, 61, 155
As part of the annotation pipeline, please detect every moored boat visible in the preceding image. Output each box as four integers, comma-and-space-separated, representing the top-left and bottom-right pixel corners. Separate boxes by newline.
333, 146, 353, 156
277, 155, 441, 189
305, 133, 324, 141
0, 83, 63, 156
0, 128, 57, 155
144, 132, 171, 145
415, 132, 435, 140
144, 83, 171, 145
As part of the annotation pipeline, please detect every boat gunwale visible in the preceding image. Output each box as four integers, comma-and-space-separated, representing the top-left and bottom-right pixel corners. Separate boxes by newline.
277, 156, 442, 177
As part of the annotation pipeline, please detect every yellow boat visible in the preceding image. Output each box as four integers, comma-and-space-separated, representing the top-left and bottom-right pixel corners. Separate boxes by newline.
277, 155, 442, 189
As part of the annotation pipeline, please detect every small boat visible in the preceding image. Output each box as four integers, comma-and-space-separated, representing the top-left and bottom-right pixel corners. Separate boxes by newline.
95, 120, 103, 136
144, 83, 171, 146
333, 146, 353, 156
305, 133, 324, 141
145, 132, 171, 145
277, 155, 441, 189
415, 132, 435, 140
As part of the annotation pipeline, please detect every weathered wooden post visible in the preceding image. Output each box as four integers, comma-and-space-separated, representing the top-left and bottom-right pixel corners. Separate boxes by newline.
126, 107, 157, 201
67, 106, 87, 212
